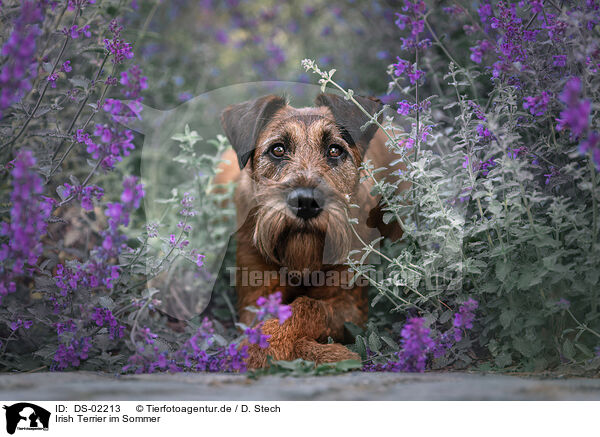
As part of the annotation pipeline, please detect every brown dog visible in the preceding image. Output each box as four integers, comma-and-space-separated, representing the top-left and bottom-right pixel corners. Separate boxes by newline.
217, 93, 403, 368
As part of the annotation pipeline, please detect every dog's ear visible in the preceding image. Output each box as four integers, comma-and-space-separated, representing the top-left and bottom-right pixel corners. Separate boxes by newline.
314, 93, 382, 150
220, 95, 287, 169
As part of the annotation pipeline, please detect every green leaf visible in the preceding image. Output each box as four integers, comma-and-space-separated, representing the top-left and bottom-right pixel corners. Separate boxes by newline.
368, 331, 382, 353
381, 336, 399, 351
355, 335, 367, 360
562, 339, 575, 361
495, 261, 509, 282
494, 352, 512, 368
517, 270, 542, 290
499, 310, 516, 330
334, 359, 362, 372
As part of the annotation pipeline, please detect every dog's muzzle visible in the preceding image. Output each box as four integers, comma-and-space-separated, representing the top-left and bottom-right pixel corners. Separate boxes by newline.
286, 187, 325, 220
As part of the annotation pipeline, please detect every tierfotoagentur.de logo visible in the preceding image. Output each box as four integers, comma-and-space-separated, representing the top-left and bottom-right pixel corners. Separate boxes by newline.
2, 403, 50, 434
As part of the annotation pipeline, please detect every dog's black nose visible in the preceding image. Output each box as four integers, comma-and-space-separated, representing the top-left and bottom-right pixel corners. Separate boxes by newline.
286, 188, 324, 220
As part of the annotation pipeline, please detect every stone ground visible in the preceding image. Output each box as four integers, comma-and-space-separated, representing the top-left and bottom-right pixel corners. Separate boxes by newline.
0, 371, 599, 400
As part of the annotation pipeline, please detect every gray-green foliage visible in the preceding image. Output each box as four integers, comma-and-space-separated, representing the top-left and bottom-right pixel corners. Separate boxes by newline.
304, 52, 600, 371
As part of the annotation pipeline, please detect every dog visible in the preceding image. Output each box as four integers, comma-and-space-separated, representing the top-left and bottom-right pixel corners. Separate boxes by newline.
217, 93, 405, 368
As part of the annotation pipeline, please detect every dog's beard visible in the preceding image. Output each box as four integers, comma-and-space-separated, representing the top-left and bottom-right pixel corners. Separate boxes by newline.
252, 184, 352, 271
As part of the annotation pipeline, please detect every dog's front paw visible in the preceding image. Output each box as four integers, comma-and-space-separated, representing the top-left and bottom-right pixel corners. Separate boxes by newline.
242, 318, 298, 369
243, 342, 268, 369
294, 337, 360, 364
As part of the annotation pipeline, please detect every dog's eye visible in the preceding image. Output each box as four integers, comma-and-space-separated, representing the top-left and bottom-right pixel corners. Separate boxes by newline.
327, 145, 344, 158
269, 143, 286, 158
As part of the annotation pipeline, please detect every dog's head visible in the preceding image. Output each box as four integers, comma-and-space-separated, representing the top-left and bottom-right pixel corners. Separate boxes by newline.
221, 93, 382, 270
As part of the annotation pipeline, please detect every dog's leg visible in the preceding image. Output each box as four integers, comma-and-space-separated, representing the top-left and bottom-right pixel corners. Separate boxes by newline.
244, 296, 329, 368
244, 287, 366, 368
294, 337, 359, 364
312, 285, 368, 341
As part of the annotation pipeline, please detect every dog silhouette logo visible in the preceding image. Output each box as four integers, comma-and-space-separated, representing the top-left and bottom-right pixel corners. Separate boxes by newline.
3, 403, 50, 434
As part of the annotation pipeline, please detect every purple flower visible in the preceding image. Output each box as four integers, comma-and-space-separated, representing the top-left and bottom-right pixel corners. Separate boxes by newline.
364, 298, 479, 373
214, 29, 229, 44
81, 24, 91, 38
431, 331, 453, 359
553, 55, 567, 67
256, 292, 292, 324
54, 177, 144, 295
105, 202, 124, 228
398, 137, 415, 149
139, 326, 158, 345
61, 183, 104, 210
106, 178, 143, 231
419, 124, 432, 143
79, 123, 135, 170
66, 2, 97, 15
0, 1, 44, 117
523, 92, 551, 116
146, 223, 159, 238
61, 60, 72, 72
556, 298, 570, 310
453, 298, 478, 341
477, 124, 492, 138
392, 57, 424, 85
109, 18, 123, 36
542, 14, 568, 42
468, 100, 487, 121
245, 323, 271, 348
46, 72, 58, 88
103, 36, 134, 64
0, 151, 52, 302
464, 24, 477, 35
394, 11, 425, 39
462, 155, 471, 170
120, 64, 147, 99
103, 98, 143, 122
400, 2, 426, 16
579, 132, 600, 170
168, 318, 218, 372
397, 100, 413, 116
442, 5, 464, 15
55, 320, 77, 335
364, 318, 437, 373
507, 146, 528, 160
396, 317, 437, 372
120, 176, 145, 209
320, 26, 332, 37
478, 2, 493, 26
480, 2, 538, 78
52, 336, 92, 370
556, 77, 591, 140
479, 158, 497, 176
179, 192, 197, 217
10, 319, 33, 331
470, 40, 493, 64
544, 166, 560, 185
365, 317, 439, 373
525, 0, 543, 13
178, 92, 193, 102
91, 307, 125, 339
68, 25, 80, 38
397, 100, 430, 116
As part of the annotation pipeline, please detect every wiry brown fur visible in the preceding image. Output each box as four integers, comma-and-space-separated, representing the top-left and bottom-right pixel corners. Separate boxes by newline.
218, 94, 405, 368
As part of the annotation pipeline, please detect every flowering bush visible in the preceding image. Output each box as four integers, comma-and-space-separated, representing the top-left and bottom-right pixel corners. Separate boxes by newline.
1, 0, 599, 376
305, 0, 600, 372
128, 0, 405, 108
0, 0, 286, 374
